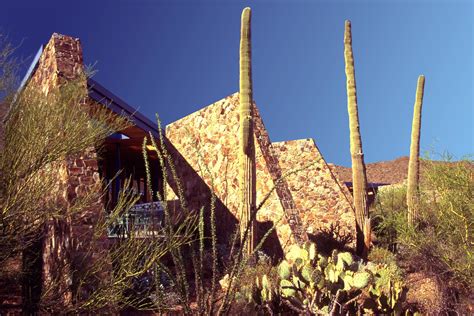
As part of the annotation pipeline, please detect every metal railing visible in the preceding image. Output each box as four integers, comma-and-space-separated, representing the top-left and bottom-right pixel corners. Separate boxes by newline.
107, 201, 164, 238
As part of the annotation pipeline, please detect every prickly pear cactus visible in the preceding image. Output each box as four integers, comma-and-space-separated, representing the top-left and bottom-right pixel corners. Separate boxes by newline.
252, 274, 273, 303
362, 262, 405, 314
276, 243, 404, 314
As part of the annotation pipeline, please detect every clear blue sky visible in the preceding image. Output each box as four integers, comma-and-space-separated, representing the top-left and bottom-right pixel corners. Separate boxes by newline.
2, 0, 472, 166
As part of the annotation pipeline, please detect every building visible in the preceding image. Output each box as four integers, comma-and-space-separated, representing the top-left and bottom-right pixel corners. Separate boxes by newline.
1, 33, 361, 310
16, 32, 357, 251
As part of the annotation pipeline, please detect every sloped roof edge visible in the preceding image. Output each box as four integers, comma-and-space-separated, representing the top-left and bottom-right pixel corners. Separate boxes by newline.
87, 78, 161, 138
17, 45, 162, 138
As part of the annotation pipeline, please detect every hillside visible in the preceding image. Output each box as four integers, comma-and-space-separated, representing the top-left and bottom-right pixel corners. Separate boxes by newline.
330, 156, 472, 185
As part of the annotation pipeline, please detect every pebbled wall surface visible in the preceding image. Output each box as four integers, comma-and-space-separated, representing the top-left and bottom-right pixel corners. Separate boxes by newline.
166, 94, 356, 256
272, 139, 356, 247
166, 93, 304, 257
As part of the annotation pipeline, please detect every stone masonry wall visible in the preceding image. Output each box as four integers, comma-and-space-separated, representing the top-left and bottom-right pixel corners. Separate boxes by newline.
21, 33, 103, 308
166, 93, 357, 255
166, 93, 307, 256
272, 139, 356, 246
1, 30, 359, 310
0, 33, 88, 311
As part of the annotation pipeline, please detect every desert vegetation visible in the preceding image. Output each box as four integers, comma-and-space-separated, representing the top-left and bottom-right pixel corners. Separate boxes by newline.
0, 6, 472, 315
407, 75, 425, 227
372, 155, 473, 313
238, 7, 257, 256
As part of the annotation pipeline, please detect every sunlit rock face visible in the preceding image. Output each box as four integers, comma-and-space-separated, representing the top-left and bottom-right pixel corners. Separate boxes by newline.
272, 139, 356, 243
166, 93, 356, 255
14, 33, 104, 308
1, 33, 359, 313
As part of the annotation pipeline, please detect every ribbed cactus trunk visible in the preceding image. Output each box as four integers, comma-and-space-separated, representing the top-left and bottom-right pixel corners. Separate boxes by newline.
239, 7, 256, 256
407, 75, 425, 226
344, 20, 370, 258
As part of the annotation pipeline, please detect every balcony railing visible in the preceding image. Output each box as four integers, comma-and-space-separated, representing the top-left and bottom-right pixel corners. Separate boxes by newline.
107, 201, 164, 238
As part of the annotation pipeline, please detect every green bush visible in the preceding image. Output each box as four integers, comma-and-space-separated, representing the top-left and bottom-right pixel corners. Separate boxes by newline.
371, 185, 408, 252
230, 253, 281, 312
368, 247, 398, 266
372, 156, 474, 311
420, 157, 473, 288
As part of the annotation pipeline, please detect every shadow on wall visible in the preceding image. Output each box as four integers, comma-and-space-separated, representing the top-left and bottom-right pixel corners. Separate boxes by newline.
256, 221, 284, 263
307, 223, 354, 256
162, 136, 284, 261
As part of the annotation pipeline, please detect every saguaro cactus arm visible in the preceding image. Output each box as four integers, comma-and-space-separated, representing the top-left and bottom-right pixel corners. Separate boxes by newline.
407, 75, 425, 226
239, 7, 256, 255
344, 20, 370, 257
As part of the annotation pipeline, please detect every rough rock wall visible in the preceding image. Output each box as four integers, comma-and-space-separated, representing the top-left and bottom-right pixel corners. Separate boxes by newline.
272, 139, 356, 247
166, 93, 307, 256
166, 95, 359, 255
30, 33, 84, 92
0, 33, 88, 312
23, 33, 103, 308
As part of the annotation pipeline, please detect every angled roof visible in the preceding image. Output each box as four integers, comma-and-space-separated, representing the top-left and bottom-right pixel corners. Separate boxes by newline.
19, 43, 161, 139
87, 79, 161, 138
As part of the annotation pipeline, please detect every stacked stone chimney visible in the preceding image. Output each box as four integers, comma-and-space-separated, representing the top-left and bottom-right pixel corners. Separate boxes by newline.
26, 33, 103, 309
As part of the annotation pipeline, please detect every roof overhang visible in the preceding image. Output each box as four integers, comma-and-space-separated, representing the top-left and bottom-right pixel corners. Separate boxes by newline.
17, 44, 163, 140
87, 78, 161, 139
344, 182, 390, 189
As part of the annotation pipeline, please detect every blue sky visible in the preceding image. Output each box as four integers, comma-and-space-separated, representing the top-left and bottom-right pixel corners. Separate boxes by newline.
1, 0, 472, 166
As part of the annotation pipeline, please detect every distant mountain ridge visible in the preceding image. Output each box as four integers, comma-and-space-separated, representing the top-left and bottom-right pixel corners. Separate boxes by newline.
330, 156, 473, 185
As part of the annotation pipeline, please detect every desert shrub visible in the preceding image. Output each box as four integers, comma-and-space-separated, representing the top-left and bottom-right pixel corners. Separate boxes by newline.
221, 252, 282, 314
372, 155, 474, 312
371, 185, 408, 252
420, 156, 473, 287
368, 247, 398, 268
0, 36, 197, 313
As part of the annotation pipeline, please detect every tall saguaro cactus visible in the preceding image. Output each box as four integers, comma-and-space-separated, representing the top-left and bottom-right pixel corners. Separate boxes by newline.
407, 75, 425, 226
344, 20, 370, 258
239, 7, 256, 256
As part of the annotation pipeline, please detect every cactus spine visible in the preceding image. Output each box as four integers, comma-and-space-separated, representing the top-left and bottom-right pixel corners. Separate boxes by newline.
407, 75, 425, 226
344, 20, 370, 258
239, 7, 256, 255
